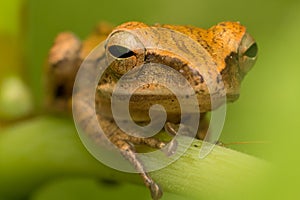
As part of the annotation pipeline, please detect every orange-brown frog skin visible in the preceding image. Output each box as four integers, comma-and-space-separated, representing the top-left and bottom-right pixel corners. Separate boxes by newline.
47, 21, 257, 200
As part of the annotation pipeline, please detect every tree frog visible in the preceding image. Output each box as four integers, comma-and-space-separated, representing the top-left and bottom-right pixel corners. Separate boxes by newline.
46, 21, 257, 200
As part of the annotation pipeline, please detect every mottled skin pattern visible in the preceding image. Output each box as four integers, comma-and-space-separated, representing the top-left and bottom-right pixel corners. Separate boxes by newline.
47, 21, 257, 200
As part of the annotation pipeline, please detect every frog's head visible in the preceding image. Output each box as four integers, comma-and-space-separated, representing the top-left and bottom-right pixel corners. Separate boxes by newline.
103, 22, 258, 113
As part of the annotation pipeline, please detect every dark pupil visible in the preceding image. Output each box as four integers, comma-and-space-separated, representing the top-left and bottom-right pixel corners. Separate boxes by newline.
244, 43, 258, 58
108, 45, 134, 58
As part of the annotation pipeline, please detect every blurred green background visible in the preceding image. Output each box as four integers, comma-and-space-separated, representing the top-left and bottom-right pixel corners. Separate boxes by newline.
1, 0, 300, 199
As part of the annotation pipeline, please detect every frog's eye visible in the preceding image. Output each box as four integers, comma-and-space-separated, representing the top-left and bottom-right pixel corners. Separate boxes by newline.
243, 42, 258, 58
238, 32, 258, 76
105, 31, 145, 75
108, 45, 135, 58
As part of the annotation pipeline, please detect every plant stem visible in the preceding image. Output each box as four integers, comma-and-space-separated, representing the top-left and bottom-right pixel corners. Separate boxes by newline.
0, 115, 269, 200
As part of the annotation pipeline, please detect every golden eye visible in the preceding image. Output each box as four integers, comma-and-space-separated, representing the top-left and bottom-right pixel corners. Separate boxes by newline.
244, 42, 258, 58
108, 45, 135, 58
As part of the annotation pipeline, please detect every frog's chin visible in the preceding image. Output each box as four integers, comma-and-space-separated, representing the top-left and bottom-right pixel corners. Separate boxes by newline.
226, 93, 240, 102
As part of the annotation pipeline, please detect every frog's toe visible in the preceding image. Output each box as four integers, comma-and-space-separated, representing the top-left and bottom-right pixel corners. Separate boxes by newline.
161, 139, 178, 157
164, 122, 178, 136
149, 182, 163, 200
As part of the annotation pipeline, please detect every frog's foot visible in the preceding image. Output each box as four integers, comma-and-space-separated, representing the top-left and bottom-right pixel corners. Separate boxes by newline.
114, 139, 163, 200
165, 121, 224, 146
126, 136, 178, 157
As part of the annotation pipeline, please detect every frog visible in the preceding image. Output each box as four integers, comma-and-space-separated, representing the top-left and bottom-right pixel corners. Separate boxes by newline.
46, 21, 257, 200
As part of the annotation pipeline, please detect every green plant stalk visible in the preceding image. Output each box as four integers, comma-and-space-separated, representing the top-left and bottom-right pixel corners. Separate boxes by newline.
0, 116, 269, 199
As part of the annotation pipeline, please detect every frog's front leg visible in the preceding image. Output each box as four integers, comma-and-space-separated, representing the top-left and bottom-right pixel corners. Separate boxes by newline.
111, 139, 163, 200
74, 93, 167, 199
97, 116, 169, 200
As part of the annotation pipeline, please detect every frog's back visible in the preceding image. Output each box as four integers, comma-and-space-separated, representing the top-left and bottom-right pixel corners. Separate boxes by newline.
157, 22, 246, 72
